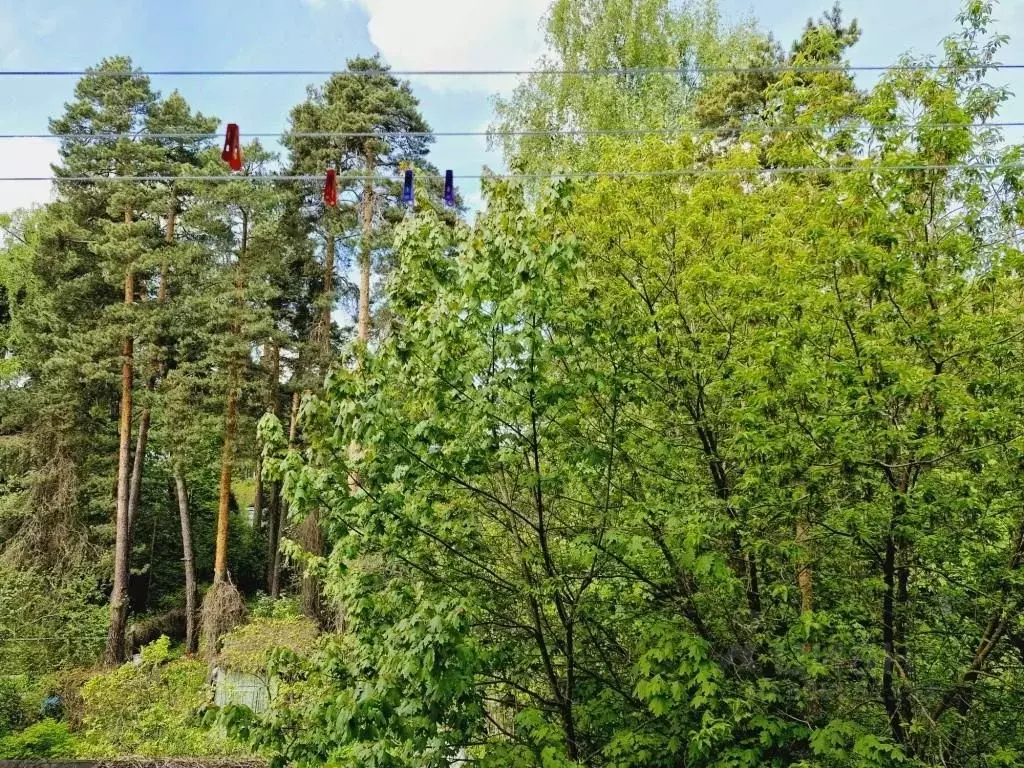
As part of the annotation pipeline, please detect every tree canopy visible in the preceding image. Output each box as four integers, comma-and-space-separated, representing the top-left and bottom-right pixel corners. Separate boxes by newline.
4, 2, 1024, 767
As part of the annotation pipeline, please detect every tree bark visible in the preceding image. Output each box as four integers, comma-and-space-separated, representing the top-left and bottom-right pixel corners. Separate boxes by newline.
172, 462, 198, 654
104, 207, 136, 666
213, 209, 247, 584
271, 392, 301, 596
357, 146, 374, 343
126, 195, 178, 607
266, 342, 283, 596
267, 483, 282, 597
126, 408, 151, 533
214, 386, 238, 584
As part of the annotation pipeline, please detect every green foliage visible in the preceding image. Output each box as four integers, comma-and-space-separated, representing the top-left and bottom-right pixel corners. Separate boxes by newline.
0, 719, 76, 759
0, 678, 28, 735
77, 637, 242, 757
248, 593, 301, 620
217, 616, 318, 677
6, 3, 1024, 768
231, 5, 1024, 767
0, 565, 107, 677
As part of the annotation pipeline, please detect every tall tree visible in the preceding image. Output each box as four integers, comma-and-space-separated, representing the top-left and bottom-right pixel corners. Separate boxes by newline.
280, 56, 437, 623
229, 4, 1024, 767
284, 54, 435, 351
182, 141, 289, 650
47, 57, 173, 665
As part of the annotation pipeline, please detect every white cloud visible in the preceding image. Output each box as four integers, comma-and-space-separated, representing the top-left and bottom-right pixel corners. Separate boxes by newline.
345, 0, 550, 91
0, 139, 59, 215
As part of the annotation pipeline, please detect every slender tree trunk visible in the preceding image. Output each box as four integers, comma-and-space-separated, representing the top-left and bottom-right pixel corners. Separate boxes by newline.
126, 197, 177, 591
124, 198, 179, 618
214, 386, 238, 584
267, 484, 282, 596
121, 192, 181, 621
273, 393, 301, 596
306, 229, 333, 620
172, 463, 198, 654
271, 393, 300, 597
212, 209, 247, 585
357, 146, 374, 343
266, 342, 283, 596
127, 409, 151, 533
253, 454, 264, 530
104, 208, 136, 666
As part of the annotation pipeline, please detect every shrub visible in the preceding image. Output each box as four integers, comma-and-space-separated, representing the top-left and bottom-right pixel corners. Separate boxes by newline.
0, 566, 106, 677
217, 616, 318, 678
248, 593, 301, 620
76, 636, 243, 758
0, 677, 27, 734
0, 719, 76, 758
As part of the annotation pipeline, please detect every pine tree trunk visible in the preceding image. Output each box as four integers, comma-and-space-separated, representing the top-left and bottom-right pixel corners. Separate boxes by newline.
212, 209, 247, 585
266, 342, 283, 596
291, 387, 325, 624
357, 147, 374, 343
214, 386, 238, 584
305, 229, 333, 620
267, 483, 282, 597
104, 208, 136, 666
127, 408, 151, 532
124, 197, 175, 594
271, 392, 301, 598
173, 461, 198, 654
300, 509, 323, 621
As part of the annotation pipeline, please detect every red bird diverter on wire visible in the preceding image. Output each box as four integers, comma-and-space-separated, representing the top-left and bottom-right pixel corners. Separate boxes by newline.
221, 123, 242, 171
324, 167, 338, 207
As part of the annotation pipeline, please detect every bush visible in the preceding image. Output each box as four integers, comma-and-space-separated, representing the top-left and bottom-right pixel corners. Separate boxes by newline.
0, 719, 75, 758
76, 636, 243, 758
0, 677, 27, 734
248, 593, 301, 620
0, 566, 106, 677
217, 616, 318, 678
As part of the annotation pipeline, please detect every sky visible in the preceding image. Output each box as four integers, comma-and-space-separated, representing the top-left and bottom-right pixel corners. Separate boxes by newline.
0, 0, 1023, 215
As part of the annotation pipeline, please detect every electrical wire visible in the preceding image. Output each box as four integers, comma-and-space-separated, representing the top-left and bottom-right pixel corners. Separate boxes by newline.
0, 637, 108, 642
0, 63, 1022, 78
0, 161, 1016, 184
2, 121, 1021, 142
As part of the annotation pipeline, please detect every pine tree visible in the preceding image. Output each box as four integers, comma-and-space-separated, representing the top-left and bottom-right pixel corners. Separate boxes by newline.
284, 55, 436, 350
47, 57, 181, 665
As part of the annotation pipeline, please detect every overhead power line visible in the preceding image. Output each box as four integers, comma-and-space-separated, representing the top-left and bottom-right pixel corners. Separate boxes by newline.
0, 63, 1021, 78
0, 162, 1016, 184
2, 121, 1022, 142
0, 636, 108, 642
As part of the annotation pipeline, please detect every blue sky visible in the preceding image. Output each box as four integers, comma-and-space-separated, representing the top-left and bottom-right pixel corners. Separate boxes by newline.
0, 0, 1023, 214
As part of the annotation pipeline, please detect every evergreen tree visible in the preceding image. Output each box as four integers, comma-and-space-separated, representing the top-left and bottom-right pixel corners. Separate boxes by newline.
284, 54, 436, 350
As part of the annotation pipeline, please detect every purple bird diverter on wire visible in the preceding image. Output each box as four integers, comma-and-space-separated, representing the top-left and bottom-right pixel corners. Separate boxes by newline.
444, 170, 455, 207
402, 169, 414, 205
